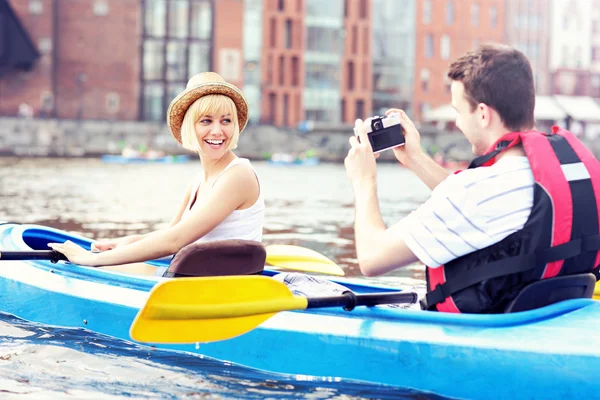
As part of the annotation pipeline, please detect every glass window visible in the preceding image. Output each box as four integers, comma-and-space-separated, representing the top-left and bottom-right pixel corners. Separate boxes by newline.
245, 61, 260, 85
420, 68, 430, 92
143, 83, 165, 121
145, 0, 166, 37
489, 6, 497, 28
306, 26, 343, 53
347, 61, 354, 90
440, 34, 450, 60
285, 19, 293, 49
190, 1, 212, 39
445, 1, 453, 25
471, 4, 479, 27
143, 40, 164, 80
423, 0, 431, 24
168, 0, 188, 38
425, 34, 434, 59
166, 41, 187, 81
188, 42, 210, 75
167, 83, 185, 103
306, 0, 343, 19
305, 64, 339, 89
291, 56, 299, 86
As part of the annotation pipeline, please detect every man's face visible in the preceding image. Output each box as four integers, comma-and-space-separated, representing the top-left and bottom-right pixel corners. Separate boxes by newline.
451, 81, 487, 156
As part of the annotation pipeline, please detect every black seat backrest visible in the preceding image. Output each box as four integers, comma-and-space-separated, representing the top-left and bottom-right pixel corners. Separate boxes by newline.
163, 239, 266, 278
505, 273, 596, 313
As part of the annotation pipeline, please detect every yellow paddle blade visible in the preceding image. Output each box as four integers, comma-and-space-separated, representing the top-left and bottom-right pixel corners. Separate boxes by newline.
265, 245, 345, 276
130, 276, 308, 344
594, 281, 600, 300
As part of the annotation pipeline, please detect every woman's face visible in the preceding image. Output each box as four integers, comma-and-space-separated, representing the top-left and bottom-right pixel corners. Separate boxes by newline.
194, 108, 235, 159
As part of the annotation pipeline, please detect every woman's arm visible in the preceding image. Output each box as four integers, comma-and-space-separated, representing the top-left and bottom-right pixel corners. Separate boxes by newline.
91, 183, 194, 251
50, 166, 259, 266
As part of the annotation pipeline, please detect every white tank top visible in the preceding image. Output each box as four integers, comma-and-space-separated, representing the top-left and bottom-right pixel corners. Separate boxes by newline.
183, 158, 264, 243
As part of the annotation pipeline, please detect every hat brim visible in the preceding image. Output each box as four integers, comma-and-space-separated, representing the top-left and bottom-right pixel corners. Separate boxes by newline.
167, 82, 249, 144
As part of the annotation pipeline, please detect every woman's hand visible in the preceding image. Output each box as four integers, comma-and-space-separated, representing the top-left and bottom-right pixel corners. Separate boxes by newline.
385, 109, 424, 168
48, 241, 99, 266
91, 238, 121, 252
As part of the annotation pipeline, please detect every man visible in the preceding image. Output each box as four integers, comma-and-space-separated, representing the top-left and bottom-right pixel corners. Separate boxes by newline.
345, 44, 600, 313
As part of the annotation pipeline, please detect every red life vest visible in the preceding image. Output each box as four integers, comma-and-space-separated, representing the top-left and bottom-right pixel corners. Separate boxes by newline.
421, 127, 600, 313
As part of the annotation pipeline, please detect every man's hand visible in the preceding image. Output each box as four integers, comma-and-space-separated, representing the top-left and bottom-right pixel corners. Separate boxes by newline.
345, 119, 378, 188
386, 109, 425, 168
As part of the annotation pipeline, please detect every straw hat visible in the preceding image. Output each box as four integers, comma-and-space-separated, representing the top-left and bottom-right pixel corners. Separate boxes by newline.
166, 72, 249, 144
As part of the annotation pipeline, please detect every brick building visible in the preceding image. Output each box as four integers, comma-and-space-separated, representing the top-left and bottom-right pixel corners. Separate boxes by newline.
413, 0, 505, 122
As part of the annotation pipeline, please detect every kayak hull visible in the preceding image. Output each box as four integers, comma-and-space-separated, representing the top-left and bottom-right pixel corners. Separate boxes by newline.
1, 223, 599, 399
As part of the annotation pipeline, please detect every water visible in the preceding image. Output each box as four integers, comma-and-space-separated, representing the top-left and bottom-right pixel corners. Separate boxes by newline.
0, 157, 439, 399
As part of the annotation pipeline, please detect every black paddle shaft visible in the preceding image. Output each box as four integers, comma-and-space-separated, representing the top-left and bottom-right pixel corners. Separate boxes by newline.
0, 250, 67, 263
306, 290, 418, 311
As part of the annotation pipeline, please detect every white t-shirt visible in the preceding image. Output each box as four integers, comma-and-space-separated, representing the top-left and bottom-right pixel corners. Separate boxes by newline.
396, 156, 534, 268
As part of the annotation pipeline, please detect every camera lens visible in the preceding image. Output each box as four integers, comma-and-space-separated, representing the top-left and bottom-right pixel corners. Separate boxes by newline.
374, 121, 382, 130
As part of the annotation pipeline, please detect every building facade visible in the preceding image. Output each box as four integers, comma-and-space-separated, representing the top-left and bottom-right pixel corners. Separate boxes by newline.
504, 0, 551, 95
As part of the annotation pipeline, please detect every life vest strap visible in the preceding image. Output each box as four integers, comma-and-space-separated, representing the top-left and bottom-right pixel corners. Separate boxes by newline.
421, 234, 600, 310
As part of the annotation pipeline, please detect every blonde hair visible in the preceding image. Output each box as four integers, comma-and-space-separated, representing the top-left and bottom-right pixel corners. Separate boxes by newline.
180, 95, 240, 153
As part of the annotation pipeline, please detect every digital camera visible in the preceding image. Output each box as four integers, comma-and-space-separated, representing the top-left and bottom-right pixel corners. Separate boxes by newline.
354, 114, 405, 153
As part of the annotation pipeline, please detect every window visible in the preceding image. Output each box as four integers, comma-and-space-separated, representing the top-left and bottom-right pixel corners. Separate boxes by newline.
269, 93, 277, 123
489, 6, 497, 28
285, 19, 293, 49
141, 0, 213, 121
359, 0, 367, 19
423, 0, 431, 24
420, 69, 430, 92
352, 26, 358, 54
356, 100, 365, 120
166, 42, 187, 81
291, 57, 300, 86
93, 0, 109, 16
270, 18, 277, 47
440, 35, 450, 60
278, 0, 284, 11
347, 61, 355, 90
425, 34, 434, 59
145, 0, 166, 37
143, 40, 165, 80
279, 56, 285, 85
168, 0, 188, 38
190, 1, 211, 39
28, 0, 43, 15
283, 94, 289, 126
471, 4, 479, 27
445, 1, 454, 25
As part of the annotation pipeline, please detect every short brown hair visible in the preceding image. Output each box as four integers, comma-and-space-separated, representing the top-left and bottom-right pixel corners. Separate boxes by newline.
447, 44, 535, 131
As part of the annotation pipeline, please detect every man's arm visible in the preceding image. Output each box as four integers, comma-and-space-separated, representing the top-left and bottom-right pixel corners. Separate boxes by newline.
345, 118, 419, 277
352, 179, 419, 276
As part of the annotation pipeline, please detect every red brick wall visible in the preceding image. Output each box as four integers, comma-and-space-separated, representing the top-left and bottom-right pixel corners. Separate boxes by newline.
260, 0, 304, 127
1, 0, 141, 120
414, 0, 506, 122
54, 0, 141, 120
341, 0, 372, 122
212, 0, 244, 89
0, 0, 54, 117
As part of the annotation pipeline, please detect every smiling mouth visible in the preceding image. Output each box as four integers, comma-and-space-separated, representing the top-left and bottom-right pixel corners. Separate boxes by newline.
205, 139, 225, 146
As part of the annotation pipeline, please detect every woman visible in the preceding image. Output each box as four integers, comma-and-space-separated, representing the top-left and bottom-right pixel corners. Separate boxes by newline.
49, 72, 265, 275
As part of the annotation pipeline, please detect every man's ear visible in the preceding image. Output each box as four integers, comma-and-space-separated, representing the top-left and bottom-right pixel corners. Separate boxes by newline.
477, 103, 492, 129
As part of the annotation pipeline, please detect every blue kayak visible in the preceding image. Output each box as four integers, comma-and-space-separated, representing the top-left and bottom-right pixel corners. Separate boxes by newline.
0, 222, 599, 399
101, 154, 190, 164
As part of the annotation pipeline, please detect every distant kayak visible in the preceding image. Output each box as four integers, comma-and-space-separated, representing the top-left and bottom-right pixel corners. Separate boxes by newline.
101, 155, 190, 164
268, 156, 320, 166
